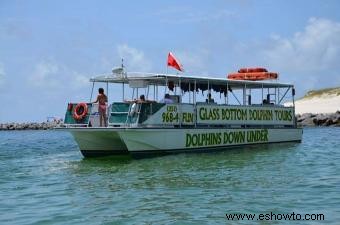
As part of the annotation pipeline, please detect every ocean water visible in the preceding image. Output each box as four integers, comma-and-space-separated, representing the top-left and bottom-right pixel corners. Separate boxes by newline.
0, 128, 339, 225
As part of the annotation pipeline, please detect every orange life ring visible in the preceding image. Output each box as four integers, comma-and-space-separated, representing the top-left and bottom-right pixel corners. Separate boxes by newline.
238, 67, 268, 73
227, 72, 278, 81
73, 103, 88, 120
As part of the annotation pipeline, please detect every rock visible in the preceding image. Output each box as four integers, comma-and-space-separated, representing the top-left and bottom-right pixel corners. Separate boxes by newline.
297, 113, 315, 122
313, 114, 329, 126
0, 124, 6, 130
23, 123, 29, 129
323, 119, 334, 126
298, 117, 316, 127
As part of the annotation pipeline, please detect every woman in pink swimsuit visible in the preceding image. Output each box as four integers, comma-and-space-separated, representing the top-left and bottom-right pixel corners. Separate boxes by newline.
93, 88, 108, 127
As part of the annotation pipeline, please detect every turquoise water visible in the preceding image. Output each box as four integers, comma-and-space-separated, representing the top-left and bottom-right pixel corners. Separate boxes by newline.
0, 128, 339, 224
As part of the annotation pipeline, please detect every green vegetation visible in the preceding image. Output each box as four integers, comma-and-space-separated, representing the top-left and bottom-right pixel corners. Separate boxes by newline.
303, 87, 340, 99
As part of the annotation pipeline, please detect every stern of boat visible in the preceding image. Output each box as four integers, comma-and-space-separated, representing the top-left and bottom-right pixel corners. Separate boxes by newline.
63, 102, 130, 157
70, 129, 129, 157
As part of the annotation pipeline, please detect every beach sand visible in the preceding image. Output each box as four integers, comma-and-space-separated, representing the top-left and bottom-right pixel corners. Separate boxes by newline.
285, 94, 340, 114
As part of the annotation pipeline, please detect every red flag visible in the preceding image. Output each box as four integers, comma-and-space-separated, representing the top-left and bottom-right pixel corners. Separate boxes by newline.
167, 52, 183, 72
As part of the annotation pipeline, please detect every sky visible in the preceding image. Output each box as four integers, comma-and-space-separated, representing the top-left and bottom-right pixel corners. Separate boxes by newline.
1, 0, 340, 122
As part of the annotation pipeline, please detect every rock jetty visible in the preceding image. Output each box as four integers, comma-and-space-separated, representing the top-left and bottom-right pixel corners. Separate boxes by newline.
0, 121, 64, 131
1, 112, 339, 130
296, 111, 340, 127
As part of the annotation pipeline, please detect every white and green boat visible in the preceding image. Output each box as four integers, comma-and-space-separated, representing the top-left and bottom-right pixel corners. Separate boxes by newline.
63, 68, 302, 158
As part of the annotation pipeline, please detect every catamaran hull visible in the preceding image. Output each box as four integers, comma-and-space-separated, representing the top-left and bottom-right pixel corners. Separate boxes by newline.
69, 129, 129, 157
68, 128, 302, 158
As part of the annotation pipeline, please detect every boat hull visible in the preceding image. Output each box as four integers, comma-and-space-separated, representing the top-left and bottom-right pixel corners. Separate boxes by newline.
69, 129, 129, 157
66, 127, 302, 158
120, 128, 302, 156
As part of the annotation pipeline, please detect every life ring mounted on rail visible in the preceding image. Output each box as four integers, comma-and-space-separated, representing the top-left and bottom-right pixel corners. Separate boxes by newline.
73, 103, 88, 121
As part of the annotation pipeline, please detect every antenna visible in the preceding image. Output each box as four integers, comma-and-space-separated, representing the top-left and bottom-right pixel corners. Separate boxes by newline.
121, 58, 127, 78
112, 58, 126, 78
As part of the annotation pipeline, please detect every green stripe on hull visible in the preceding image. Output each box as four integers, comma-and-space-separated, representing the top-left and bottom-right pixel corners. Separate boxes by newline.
80, 150, 131, 158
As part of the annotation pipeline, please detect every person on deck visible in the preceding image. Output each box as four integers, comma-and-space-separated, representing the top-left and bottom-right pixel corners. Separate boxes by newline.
160, 93, 174, 104
206, 93, 214, 103
139, 95, 146, 102
93, 88, 108, 127
124, 94, 150, 103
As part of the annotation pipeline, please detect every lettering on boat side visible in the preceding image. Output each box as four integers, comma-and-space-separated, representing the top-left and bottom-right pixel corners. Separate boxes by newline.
185, 129, 269, 148
197, 106, 293, 125
161, 105, 194, 123
154, 105, 293, 126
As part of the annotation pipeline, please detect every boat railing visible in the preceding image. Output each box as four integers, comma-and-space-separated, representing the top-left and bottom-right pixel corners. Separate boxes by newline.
64, 103, 92, 127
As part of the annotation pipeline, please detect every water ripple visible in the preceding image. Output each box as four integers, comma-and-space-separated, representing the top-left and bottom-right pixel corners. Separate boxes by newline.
0, 128, 339, 224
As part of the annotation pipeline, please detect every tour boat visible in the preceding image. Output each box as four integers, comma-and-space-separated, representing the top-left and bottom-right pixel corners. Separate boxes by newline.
62, 67, 302, 158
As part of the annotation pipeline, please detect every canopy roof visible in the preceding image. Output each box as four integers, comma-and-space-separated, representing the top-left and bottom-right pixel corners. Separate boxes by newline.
90, 72, 293, 93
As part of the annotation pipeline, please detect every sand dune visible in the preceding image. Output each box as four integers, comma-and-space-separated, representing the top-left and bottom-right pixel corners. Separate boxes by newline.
294, 95, 340, 114
285, 87, 340, 114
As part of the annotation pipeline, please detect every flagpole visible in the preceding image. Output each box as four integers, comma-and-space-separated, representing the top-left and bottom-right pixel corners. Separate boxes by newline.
165, 55, 168, 97
166, 52, 169, 76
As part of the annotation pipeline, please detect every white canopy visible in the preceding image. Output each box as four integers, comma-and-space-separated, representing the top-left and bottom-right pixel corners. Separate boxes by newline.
89, 72, 294, 91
